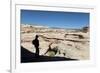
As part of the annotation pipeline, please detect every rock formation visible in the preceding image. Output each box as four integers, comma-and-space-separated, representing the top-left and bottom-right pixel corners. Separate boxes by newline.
21, 24, 89, 60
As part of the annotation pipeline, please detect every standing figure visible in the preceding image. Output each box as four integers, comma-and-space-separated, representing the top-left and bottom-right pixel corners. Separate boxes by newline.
32, 35, 39, 57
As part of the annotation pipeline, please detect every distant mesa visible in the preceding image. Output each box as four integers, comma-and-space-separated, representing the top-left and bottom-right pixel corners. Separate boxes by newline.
82, 26, 89, 33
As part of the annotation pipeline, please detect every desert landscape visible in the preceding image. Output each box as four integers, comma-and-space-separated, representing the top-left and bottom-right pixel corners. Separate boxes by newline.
21, 24, 89, 62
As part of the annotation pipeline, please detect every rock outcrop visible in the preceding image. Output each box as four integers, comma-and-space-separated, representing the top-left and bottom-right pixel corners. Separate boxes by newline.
21, 24, 89, 60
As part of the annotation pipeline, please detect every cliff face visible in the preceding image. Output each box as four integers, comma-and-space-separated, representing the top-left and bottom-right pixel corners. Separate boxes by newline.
21, 24, 89, 60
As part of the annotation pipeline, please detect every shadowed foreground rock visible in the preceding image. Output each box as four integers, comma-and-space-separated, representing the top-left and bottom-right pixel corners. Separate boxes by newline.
21, 46, 77, 63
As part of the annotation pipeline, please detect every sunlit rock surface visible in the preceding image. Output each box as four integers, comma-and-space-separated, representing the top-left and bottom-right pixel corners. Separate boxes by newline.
21, 24, 89, 60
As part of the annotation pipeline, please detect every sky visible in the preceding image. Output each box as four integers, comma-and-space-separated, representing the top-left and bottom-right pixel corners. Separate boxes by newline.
21, 10, 89, 29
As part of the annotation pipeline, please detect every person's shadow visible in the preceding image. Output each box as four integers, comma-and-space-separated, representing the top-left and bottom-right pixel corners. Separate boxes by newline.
32, 35, 40, 57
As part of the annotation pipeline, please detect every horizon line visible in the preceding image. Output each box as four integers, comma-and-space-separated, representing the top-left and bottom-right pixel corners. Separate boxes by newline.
21, 23, 89, 29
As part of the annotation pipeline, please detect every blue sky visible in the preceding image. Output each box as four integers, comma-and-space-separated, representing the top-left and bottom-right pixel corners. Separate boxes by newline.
21, 10, 89, 29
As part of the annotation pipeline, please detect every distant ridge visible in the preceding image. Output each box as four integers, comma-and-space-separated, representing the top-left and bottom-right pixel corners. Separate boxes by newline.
21, 24, 49, 28
21, 24, 87, 30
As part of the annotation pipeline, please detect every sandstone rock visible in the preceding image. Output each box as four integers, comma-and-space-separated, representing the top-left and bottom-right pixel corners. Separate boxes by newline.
21, 24, 89, 60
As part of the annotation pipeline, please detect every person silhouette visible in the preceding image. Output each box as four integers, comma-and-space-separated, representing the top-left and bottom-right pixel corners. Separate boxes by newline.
32, 35, 39, 57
